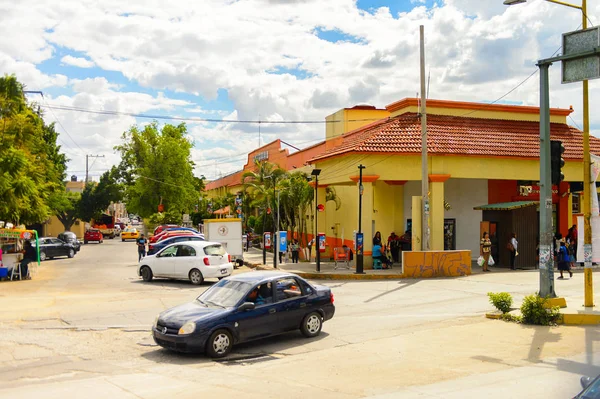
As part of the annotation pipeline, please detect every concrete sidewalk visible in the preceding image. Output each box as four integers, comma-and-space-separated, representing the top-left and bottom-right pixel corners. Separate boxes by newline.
241, 247, 540, 280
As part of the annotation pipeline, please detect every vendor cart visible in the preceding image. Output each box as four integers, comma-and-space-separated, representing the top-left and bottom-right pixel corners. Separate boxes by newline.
0, 228, 40, 280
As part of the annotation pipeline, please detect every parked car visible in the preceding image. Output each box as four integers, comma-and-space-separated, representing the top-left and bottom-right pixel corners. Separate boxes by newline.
115, 222, 126, 230
114, 224, 122, 236
147, 235, 205, 255
153, 224, 180, 236
139, 241, 233, 285
576, 374, 600, 398
84, 229, 103, 244
121, 227, 140, 241
57, 232, 81, 252
151, 230, 199, 244
36, 237, 77, 261
150, 227, 200, 243
152, 271, 335, 357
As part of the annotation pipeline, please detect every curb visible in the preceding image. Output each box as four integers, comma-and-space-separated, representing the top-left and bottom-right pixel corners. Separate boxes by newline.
560, 313, 600, 325
294, 272, 405, 280
544, 297, 567, 309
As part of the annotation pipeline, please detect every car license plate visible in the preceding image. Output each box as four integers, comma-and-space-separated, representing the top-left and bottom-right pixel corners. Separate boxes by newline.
220, 269, 228, 275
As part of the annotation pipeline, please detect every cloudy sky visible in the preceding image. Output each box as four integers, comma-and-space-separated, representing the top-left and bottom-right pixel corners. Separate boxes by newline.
3, 0, 600, 181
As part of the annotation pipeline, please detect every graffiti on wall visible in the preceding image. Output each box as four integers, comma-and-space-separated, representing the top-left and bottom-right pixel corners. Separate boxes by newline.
402, 250, 471, 278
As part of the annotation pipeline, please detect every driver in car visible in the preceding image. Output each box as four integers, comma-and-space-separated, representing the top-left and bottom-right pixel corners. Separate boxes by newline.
247, 283, 273, 305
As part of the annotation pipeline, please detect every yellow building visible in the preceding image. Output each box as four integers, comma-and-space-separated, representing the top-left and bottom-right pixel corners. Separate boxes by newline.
43, 178, 86, 238
310, 98, 600, 269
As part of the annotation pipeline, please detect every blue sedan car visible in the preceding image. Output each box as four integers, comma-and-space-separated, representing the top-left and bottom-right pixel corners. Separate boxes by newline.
147, 234, 205, 255
153, 271, 335, 357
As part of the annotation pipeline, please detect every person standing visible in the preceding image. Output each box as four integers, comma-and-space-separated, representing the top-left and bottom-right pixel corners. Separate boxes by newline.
307, 238, 314, 262
388, 232, 400, 263
480, 232, 492, 272
557, 239, 573, 279
373, 231, 382, 246
568, 224, 578, 261
290, 239, 299, 263
508, 233, 518, 270
137, 234, 147, 262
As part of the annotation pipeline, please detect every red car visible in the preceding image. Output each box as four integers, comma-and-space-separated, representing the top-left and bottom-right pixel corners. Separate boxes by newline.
151, 230, 194, 243
84, 229, 103, 244
153, 224, 180, 236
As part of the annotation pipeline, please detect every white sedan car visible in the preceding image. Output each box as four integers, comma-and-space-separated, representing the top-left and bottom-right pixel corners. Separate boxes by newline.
138, 241, 234, 285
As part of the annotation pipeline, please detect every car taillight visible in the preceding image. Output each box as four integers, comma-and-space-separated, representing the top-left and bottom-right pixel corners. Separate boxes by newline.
228, 254, 231, 262
330, 292, 334, 304
203, 258, 210, 266
149, 245, 154, 250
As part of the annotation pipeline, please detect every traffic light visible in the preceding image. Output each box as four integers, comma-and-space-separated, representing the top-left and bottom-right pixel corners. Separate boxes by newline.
551, 140, 565, 185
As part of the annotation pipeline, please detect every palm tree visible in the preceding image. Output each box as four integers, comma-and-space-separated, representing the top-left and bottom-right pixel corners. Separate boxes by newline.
279, 172, 313, 244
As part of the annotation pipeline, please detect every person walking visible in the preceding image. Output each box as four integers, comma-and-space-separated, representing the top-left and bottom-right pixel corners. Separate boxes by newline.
508, 233, 518, 270
480, 232, 492, 272
136, 234, 147, 262
307, 238, 314, 262
291, 239, 299, 263
557, 239, 573, 279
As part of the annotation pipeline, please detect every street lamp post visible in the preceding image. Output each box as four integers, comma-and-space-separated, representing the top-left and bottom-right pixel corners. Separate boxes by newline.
311, 169, 322, 272
356, 164, 366, 274
504, 0, 592, 305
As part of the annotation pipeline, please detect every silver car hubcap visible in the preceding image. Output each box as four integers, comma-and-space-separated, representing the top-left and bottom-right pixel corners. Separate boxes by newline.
40, 252, 46, 261
69, 250, 74, 257
191, 271, 201, 283
307, 315, 321, 334
213, 334, 230, 354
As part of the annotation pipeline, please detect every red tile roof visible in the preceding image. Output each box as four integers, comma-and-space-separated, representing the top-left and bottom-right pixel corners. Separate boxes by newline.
310, 113, 600, 162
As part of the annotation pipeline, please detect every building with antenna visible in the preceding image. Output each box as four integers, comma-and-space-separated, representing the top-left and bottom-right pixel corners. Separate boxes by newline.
206, 98, 600, 270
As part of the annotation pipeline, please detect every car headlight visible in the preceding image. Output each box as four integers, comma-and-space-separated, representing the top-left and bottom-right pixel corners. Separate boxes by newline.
153, 316, 159, 329
178, 321, 196, 335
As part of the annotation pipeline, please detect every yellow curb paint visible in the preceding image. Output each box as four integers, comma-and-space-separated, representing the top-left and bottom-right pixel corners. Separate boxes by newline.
485, 313, 502, 320
544, 297, 567, 309
561, 313, 600, 325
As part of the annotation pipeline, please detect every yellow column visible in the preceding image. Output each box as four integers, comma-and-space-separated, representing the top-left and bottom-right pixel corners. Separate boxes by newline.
411, 196, 422, 251
429, 174, 451, 251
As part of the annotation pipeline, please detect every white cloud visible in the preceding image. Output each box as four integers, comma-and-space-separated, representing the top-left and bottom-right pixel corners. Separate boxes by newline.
3, 0, 600, 180
61, 55, 95, 68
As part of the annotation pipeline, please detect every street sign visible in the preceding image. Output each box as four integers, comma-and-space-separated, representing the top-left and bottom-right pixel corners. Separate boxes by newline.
562, 27, 600, 83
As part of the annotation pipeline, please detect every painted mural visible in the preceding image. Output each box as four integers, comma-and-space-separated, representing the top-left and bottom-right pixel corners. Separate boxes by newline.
402, 250, 471, 278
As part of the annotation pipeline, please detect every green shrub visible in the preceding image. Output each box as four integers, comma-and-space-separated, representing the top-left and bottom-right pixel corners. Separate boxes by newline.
487, 292, 513, 314
499, 313, 522, 323
520, 294, 561, 326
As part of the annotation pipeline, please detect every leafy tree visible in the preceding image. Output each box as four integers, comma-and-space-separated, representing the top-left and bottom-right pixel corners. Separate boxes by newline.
0, 74, 67, 225
115, 122, 198, 218
279, 172, 313, 246
48, 191, 81, 231
78, 167, 123, 222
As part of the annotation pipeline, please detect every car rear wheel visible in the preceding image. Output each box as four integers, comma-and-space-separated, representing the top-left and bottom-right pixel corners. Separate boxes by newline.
39, 251, 47, 261
141, 266, 153, 282
300, 312, 322, 338
84, 240, 88, 244
206, 329, 232, 358
67, 249, 74, 258
189, 269, 204, 285
122, 238, 125, 242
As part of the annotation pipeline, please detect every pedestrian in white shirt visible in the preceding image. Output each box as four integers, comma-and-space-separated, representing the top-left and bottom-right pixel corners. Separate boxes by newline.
508, 233, 518, 270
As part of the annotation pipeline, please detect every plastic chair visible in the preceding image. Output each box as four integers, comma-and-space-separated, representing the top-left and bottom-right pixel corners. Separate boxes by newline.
373, 258, 383, 270
334, 247, 351, 270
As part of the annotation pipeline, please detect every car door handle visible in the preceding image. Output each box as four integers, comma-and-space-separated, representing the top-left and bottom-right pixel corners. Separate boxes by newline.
300, 303, 306, 308
269, 308, 276, 314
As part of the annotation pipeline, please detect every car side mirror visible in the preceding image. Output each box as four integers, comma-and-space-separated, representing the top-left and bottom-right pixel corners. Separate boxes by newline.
238, 302, 255, 312
581, 376, 592, 389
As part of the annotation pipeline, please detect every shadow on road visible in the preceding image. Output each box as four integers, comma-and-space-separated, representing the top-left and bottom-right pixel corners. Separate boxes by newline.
140, 331, 330, 365
130, 279, 216, 289
364, 280, 420, 303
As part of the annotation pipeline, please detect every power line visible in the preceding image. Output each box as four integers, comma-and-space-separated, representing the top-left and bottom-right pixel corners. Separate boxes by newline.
39, 103, 386, 125
40, 98, 85, 152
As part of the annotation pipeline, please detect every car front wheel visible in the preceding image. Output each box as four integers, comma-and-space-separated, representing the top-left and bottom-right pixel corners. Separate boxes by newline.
39, 251, 47, 261
67, 249, 74, 258
141, 266, 153, 282
300, 312, 323, 338
189, 269, 204, 285
206, 329, 232, 358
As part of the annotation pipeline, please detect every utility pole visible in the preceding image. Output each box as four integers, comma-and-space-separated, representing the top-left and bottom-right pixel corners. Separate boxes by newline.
86, 154, 104, 183
581, 0, 593, 307
420, 25, 430, 251
273, 176, 278, 269
311, 169, 322, 272
538, 62, 556, 298
356, 164, 366, 274
274, 188, 280, 269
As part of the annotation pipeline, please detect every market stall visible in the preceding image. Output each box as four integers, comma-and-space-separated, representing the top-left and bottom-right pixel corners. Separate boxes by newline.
0, 228, 40, 280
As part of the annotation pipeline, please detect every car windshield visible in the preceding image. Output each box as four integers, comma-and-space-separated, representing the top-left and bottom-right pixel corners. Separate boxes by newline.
204, 244, 225, 256
125, 228, 136, 233
197, 279, 252, 308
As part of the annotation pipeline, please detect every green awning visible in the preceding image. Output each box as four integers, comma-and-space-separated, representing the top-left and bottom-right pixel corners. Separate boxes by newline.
473, 201, 537, 211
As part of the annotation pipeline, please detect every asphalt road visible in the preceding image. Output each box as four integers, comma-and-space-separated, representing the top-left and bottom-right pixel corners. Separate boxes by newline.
1, 237, 599, 398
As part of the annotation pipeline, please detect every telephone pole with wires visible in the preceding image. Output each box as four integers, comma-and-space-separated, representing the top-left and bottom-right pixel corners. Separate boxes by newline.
86, 154, 104, 183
